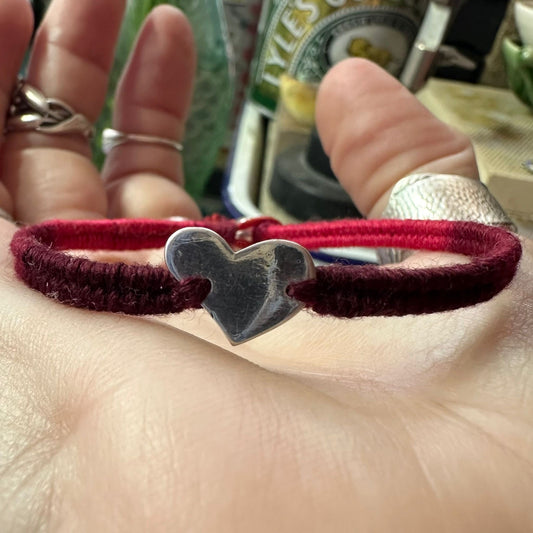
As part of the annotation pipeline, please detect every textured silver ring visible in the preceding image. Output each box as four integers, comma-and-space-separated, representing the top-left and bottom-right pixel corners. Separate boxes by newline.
378, 173, 517, 264
5, 79, 94, 139
101, 128, 184, 155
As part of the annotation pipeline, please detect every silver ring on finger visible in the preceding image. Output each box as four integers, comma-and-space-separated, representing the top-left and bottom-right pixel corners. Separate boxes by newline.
101, 128, 184, 155
378, 173, 517, 264
4, 78, 94, 139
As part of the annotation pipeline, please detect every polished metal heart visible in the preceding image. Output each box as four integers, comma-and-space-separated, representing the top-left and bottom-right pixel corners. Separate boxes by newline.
165, 228, 315, 344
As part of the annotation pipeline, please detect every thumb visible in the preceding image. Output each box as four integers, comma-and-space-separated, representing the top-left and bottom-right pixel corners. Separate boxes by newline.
316, 58, 479, 218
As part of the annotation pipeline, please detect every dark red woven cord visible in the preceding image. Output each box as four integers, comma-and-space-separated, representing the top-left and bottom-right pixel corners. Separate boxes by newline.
10, 217, 522, 317
9, 218, 228, 314
255, 219, 522, 316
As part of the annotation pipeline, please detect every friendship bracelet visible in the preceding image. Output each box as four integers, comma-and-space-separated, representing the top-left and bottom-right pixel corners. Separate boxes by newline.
10, 216, 522, 344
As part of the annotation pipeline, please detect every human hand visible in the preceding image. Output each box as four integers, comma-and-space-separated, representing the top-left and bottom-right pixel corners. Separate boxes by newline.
0, 0, 200, 222
1, 1, 532, 531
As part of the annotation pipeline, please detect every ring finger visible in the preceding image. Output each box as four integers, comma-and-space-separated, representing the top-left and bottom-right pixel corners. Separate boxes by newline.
1, 0, 126, 223
102, 5, 200, 220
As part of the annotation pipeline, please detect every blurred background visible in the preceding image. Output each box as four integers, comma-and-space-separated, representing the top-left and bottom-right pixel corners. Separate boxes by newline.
27, 1, 532, 246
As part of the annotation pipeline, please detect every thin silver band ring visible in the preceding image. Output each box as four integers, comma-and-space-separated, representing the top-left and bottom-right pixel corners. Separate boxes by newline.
101, 128, 184, 155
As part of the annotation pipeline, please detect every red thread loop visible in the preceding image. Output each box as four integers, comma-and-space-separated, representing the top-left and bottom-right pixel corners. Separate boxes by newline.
233, 216, 281, 248
9, 217, 522, 318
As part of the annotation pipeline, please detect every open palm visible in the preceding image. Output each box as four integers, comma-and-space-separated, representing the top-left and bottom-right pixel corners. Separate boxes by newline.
0, 1, 531, 531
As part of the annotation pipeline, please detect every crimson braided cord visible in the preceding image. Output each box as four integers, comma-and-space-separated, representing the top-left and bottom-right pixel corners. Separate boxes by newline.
10, 217, 522, 317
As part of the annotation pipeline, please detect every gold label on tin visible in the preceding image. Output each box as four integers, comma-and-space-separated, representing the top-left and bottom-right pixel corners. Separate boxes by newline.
250, 0, 427, 114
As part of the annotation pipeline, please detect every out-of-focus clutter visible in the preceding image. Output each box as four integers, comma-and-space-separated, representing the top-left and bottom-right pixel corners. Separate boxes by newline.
228, 0, 434, 239
516, 0, 533, 46
228, 0, 436, 264
27, 1, 533, 229
247, 1, 427, 116
223, 1, 263, 137
502, 1, 533, 108
418, 78, 533, 225
223, 0, 533, 239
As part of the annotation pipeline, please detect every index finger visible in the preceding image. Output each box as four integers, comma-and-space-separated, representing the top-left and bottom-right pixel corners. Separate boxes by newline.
0, 0, 34, 214
0, 0, 33, 127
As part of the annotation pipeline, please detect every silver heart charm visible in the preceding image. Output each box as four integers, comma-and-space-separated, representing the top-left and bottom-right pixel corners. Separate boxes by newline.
165, 228, 316, 344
